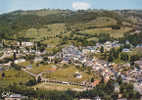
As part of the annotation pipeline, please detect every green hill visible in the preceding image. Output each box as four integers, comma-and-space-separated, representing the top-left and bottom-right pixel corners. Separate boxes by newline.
0, 9, 142, 47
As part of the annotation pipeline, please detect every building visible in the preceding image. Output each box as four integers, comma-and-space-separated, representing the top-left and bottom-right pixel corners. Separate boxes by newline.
94, 96, 101, 100
136, 44, 142, 48
0, 66, 3, 72
122, 48, 130, 52
92, 80, 100, 87
5, 94, 26, 100
104, 41, 112, 51
14, 59, 26, 64
135, 59, 142, 69
26, 65, 32, 70
114, 83, 120, 93
21, 42, 33, 47
117, 98, 127, 100
34, 57, 43, 62
74, 72, 82, 79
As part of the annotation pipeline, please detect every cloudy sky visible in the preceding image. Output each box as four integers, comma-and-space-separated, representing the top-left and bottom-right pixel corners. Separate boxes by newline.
1, 0, 142, 14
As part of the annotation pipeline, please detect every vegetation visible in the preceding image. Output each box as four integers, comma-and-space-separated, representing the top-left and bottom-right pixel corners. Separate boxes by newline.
0, 68, 34, 88
0, 78, 140, 100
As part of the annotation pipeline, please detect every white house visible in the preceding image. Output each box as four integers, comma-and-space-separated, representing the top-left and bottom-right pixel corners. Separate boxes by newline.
21, 42, 33, 47
26, 65, 32, 70
14, 59, 26, 64
34, 57, 43, 62
75, 72, 82, 79
122, 48, 130, 52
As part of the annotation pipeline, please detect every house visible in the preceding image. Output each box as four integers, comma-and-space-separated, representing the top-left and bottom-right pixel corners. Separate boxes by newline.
114, 83, 120, 93
26, 65, 32, 70
104, 41, 112, 51
0, 43, 3, 48
20, 48, 28, 53
92, 80, 100, 87
122, 63, 130, 67
14, 59, 26, 64
3, 61, 12, 66
136, 44, 142, 48
48, 56, 55, 62
82, 49, 91, 54
104, 75, 110, 83
125, 40, 130, 45
74, 72, 82, 79
61, 57, 70, 64
117, 98, 127, 100
82, 46, 96, 54
95, 59, 108, 67
80, 57, 87, 63
4, 48, 13, 55
21, 42, 33, 47
122, 48, 130, 52
5, 94, 26, 100
0, 66, 3, 72
135, 59, 142, 69
94, 96, 101, 100
34, 57, 43, 62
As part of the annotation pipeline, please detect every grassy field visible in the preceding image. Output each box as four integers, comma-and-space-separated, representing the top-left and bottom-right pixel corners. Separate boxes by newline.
18, 61, 96, 84
17, 23, 66, 41
87, 17, 117, 27
79, 27, 133, 38
41, 37, 62, 47
70, 17, 117, 30
19, 62, 95, 83
33, 83, 84, 91
42, 65, 94, 83
20, 9, 70, 16
18, 61, 56, 74
28, 64, 55, 74
0, 69, 33, 87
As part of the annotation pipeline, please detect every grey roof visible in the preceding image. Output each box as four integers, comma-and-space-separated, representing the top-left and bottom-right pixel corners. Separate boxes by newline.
9, 94, 22, 98
135, 60, 142, 66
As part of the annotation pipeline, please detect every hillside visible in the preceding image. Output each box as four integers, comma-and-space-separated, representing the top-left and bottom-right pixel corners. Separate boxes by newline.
0, 9, 142, 47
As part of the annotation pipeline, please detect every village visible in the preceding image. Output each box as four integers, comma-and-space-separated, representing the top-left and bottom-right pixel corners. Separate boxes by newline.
0, 39, 142, 99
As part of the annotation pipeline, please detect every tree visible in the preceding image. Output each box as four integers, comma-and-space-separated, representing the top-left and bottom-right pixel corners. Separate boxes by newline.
91, 77, 94, 83
120, 53, 129, 61
26, 79, 37, 86
108, 55, 113, 62
100, 46, 104, 53
37, 76, 41, 83
11, 63, 21, 70
130, 55, 140, 65
1, 72, 5, 78
111, 48, 119, 59
13, 52, 16, 60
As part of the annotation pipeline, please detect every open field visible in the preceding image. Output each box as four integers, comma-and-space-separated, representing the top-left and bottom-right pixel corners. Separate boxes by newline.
28, 64, 56, 74
19, 61, 95, 83
42, 65, 94, 83
79, 27, 133, 38
33, 83, 85, 91
86, 17, 118, 27
70, 17, 118, 30
18, 61, 56, 74
17, 23, 66, 41
0, 69, 33, 87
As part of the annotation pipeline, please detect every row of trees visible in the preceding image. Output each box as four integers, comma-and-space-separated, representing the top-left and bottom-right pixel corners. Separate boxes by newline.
100, 46, 141, 66
0, 78, 140, 100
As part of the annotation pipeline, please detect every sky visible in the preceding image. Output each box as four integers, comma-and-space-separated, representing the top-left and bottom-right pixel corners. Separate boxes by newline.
0, 0, 142, 14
